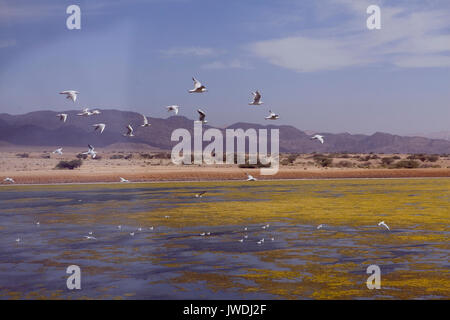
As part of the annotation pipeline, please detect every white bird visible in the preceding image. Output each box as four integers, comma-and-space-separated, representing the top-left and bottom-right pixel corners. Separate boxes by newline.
77, 108, 93, 116
130, 232, 135, 236
197, 109, 207, 123
378, 221, 390, 231
206, 232, 211, 236
257, 241, 262, 245
84, 235, 97, 240
91, 110, 101, 115
270, 237, 274, 241
200, 232, 206, 236
265, 110, 279, 120
311, 134, 324, 144
244, 235, 248, 239
167, 105, 180, 115
60, 90, 78, 102
82, 144, 97, 159
3, 177, 15, 183
36, 222, 40, 225
195, 191, 207, 198
120, 177, 130, 183
149, 226, 154, 230
244, 227, 248, 231
317, 224, 324, 230
138, 227, 142, 232
246, 173, 257, 181
118, 225, 122, 230
238, 239, 244, 242
164, 215, 170, 219
124, 124, 135, 137
56, 113, 68, 123
141, 114, 151, 127
15, 238, 21, 243
249, 90, 263, 105
52, 147, 63, 155
260, 238, 265, 243
88, 231, 93, 235
189, 77, 207, 93
93, 123, 106, 134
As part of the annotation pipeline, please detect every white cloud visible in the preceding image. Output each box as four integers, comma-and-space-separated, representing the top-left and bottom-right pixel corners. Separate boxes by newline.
248, 0, 450, 72
201, 59, 250, 70
161, 46, 218, 57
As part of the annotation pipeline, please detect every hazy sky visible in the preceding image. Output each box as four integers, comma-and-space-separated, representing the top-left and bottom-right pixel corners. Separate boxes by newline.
0, 0, 449, 135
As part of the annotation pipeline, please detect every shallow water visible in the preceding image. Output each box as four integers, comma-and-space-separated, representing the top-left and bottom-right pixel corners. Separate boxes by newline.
0, 179, 448, 299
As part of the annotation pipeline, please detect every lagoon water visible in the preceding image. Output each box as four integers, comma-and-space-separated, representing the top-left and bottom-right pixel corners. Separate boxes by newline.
0, 179, 448, 299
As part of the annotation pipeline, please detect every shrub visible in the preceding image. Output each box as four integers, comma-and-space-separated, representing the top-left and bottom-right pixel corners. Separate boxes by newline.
393, 160, 420, 169
16, 153, 29, 158
110, 154, 124, 159
55, 159, 83, 170
76, 153, 88, 160
335, 160, 353, 168
381, 157, 395, 165
313, 155, 333, 167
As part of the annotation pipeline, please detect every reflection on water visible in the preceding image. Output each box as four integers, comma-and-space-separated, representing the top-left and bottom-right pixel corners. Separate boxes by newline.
0, 179, 449, 299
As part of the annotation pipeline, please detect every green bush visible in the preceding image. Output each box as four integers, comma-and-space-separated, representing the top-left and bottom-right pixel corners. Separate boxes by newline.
55, 159, 83, 170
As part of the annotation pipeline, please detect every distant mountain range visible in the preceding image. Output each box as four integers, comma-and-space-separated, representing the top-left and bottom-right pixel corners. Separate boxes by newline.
1, 109, 449, 154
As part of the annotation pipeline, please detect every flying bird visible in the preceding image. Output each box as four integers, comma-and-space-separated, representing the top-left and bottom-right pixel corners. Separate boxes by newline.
124, 124, 135, 137
264, 110, 279, 120
311, 134, 324, 144
84, 235, 97, 240
93, 123, 106, 134
378, 221, 390, 231
77, 108, 93, 116
197, 109, 207, 123
189, 77, 207, 93
60, 90, 78, 102
195, 191, 207, 198
120, 177, 130, 183
167, 105, 180, 115
141, 114, 151, 127
53, 147, 63, 155
317, 224, 324, 230
91, 110, 101, 115
3, 177, 15, 183
246, 173, 257, 181
82, 144, 97, 159
56, 113, 68, 123
249, 91, 263, 105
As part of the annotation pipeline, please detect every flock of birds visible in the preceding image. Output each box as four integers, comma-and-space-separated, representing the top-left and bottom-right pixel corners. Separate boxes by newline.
2, 77, 324, 185
13, 214, 391, 245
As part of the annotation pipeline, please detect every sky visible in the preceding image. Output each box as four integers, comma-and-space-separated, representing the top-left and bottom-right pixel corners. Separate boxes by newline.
0, 0, 449, 135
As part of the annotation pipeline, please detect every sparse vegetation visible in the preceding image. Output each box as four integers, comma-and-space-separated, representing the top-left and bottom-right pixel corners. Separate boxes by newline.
16, 153, 29, 158
55, 159, 83, 170
335, 160, 353, 168
392, 160, 420, 169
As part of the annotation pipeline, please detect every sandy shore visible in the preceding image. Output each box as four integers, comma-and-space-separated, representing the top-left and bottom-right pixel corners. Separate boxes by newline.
1, 149, 449, 185
1, 166, 449, 185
